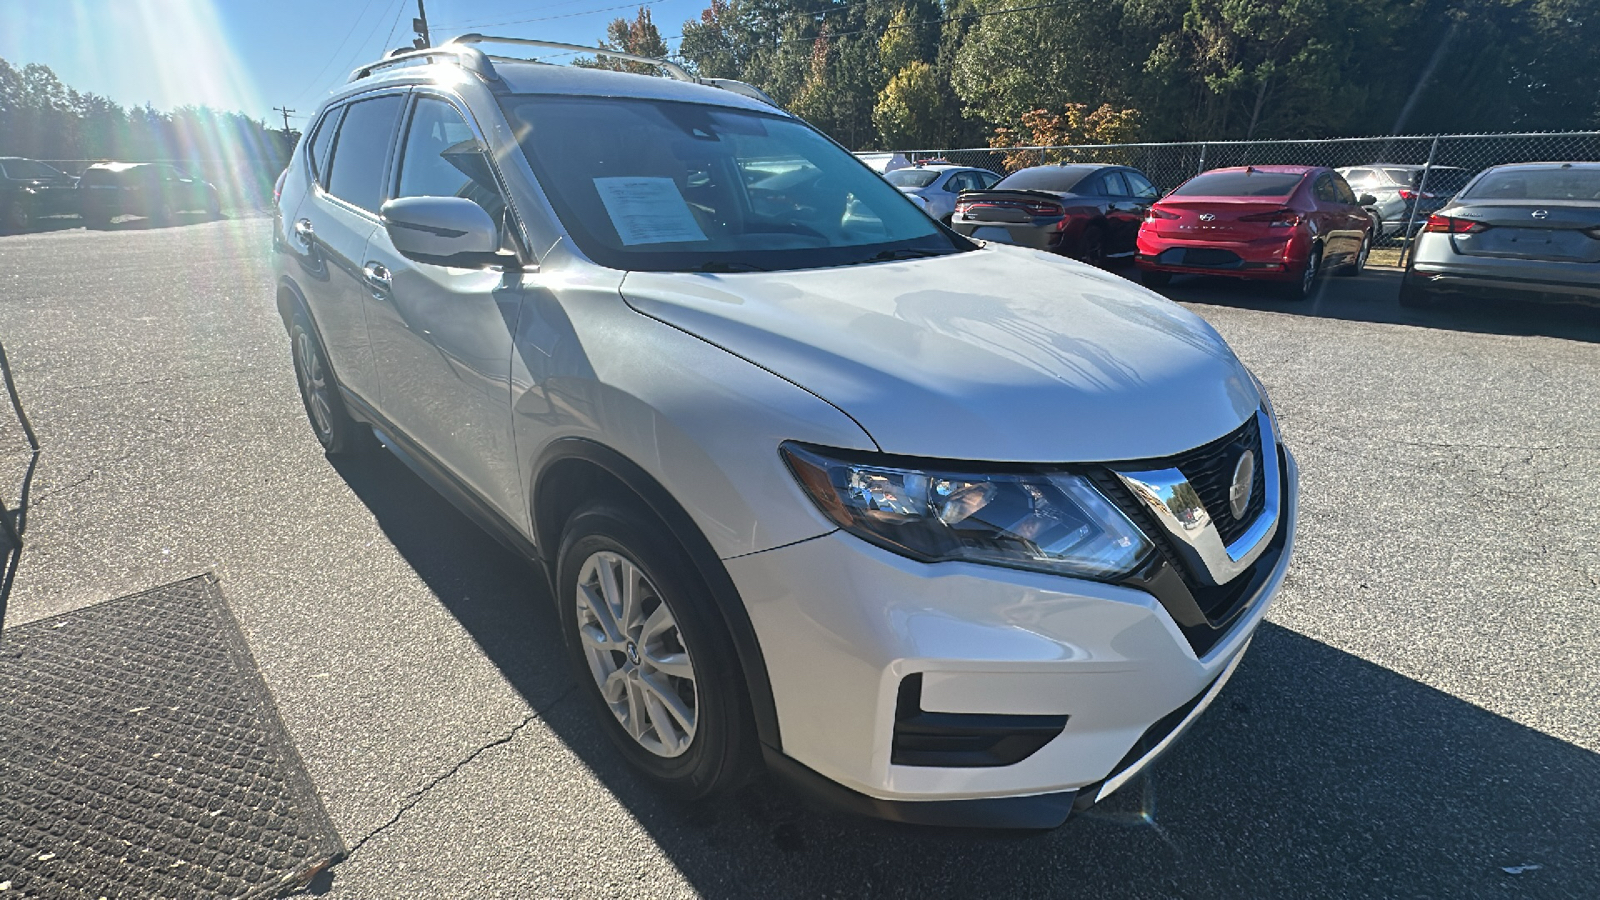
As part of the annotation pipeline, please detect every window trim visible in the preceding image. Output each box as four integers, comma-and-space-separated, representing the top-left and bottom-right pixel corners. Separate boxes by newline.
397, 87, 534, 265
305, 104, 346, 189
320, 87, 411, 221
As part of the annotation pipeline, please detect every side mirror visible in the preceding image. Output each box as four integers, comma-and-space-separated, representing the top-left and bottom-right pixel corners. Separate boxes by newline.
380, 196, 505, 268
1358, 193, 1378, 206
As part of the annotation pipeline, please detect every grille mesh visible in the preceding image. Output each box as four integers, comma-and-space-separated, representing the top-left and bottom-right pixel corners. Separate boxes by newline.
1167, 415, 1266, 546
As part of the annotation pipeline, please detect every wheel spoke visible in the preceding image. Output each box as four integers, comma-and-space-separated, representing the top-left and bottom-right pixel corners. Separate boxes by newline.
639, 603, 674, 643
643, 649, 694, 681
578, 580, 624, 645
619, 559, 643, 636
624, 676, 646, 739
638, 672, 695, 743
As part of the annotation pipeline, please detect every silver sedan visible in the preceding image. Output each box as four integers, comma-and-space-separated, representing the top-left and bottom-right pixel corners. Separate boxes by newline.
1402, 162, 1600, 308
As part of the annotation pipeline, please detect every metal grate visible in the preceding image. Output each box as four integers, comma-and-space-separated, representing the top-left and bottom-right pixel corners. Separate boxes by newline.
0, 575, 343, 899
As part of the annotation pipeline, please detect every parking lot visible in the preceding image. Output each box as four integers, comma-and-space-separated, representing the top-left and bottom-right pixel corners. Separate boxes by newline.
1, 217, 1597, 898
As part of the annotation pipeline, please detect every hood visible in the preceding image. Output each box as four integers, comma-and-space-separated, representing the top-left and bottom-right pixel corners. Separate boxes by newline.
620, 245, 1261, 463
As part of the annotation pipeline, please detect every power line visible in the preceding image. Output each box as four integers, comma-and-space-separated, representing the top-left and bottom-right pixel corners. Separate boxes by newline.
272, 106, 296, 135
441, 1, 660, 33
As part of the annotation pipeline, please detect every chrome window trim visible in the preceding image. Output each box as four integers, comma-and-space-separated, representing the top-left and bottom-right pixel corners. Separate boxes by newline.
1113, 409, 1280, 587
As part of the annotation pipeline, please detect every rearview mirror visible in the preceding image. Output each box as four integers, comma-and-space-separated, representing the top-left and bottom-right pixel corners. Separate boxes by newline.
380, 196, 505, 268
1358, 193, 1378, 206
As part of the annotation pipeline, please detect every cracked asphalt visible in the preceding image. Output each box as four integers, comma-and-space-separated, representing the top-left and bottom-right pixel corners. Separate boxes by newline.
1, 218, 1597, 898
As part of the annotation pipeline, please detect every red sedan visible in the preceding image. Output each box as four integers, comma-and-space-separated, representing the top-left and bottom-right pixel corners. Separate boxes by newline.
1135, 165, 1375, 298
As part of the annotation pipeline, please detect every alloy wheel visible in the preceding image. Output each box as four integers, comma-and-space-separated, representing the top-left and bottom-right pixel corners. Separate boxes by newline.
574, 550, 699, 758
294, 330, 334, 440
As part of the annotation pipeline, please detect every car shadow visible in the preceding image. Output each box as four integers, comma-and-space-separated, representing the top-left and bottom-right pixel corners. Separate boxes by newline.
327, 449, 1600, 898
1154, 268, 1600, 344
0, 215, 85, 237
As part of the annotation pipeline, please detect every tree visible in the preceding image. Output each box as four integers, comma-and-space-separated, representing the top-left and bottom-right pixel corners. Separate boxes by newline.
578, 7, 670, 74
874, 61, 943, 148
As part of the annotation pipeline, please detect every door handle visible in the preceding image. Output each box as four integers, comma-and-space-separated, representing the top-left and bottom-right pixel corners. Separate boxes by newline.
293, 218, 314, 244
363, 262, 392, 293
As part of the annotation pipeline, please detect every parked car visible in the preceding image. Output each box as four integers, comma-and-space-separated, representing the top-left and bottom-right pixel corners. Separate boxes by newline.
1401, 161, 1600, 308
276, 35, 1297, 830
948, 163, 1161, 267
1136, 165, 1376, 298
883, 163, 1001, 223
1336, 164, 1472, 237
78, 162, 221, 227
0, 157, 79, 231
853, 151, 911, 174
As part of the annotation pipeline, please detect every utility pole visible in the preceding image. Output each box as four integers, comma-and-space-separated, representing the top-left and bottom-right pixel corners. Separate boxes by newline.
412, 0, 432, 49
272, 106, 295, 136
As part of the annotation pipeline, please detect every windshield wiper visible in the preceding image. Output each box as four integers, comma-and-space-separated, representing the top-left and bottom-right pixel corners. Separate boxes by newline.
843, 247, 953, 266
690, 261, 769, 272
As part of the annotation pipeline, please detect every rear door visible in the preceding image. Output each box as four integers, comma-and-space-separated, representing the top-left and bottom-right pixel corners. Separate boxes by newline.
360, 91, 528, 525
289, 91, 408, 406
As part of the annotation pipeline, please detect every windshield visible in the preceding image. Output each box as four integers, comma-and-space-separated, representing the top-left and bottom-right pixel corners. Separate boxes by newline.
993, 168, 1090, 192
885, 169, 940, 188
1173, 170, 1305, 198
500, 96, 968, 272
1463, 167, 1600, 201
1, 159, 66, 179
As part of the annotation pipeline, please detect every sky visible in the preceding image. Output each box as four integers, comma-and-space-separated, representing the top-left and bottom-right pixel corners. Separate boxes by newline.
0, 0, 709, 129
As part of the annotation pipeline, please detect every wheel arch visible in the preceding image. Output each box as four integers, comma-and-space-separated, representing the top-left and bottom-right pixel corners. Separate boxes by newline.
531, 437, 783, 752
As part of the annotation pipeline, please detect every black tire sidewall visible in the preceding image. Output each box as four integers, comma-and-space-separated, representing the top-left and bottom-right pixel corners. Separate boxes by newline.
556, 503, 753, 800
288, 309, 369, 455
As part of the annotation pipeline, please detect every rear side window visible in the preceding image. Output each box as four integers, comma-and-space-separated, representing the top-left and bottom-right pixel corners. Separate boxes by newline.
306, 107, 341, 186
994, 167, 1091, 192
1343, 168, 1377, 188
326, 94, 405, 214
1, 159, 64, 179
1124, 171, 1159, 199
395, 97, 507, 226
1332, 175, 1358, 204
1100, 171, 1130, 196
1173, 170, 1304, 198
1312, 175, 1339, 202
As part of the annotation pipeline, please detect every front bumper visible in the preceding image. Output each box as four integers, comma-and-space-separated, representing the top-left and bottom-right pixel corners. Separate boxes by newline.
728, 448, 1299, 827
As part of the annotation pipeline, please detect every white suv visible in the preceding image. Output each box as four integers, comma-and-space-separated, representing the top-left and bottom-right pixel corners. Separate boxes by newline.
273, 37, 1298, 829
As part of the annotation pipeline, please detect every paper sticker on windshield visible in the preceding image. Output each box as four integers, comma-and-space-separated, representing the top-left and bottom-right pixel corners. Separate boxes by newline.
593, 177, 708, 245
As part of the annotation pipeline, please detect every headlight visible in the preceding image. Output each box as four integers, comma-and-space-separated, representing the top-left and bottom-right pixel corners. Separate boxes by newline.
781, 443, 1152, 580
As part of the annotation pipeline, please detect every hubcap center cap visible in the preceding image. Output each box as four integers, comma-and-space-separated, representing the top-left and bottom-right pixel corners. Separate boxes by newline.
625, 641, 641, 667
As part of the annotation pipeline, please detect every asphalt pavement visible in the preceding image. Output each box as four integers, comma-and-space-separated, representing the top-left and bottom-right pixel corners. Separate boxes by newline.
1, 218, 1597, 898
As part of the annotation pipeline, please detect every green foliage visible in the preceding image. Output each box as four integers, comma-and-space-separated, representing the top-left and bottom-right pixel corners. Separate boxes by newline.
874, 61, 942, 148
576, 7, 671, 74
607, 0, 1600, 148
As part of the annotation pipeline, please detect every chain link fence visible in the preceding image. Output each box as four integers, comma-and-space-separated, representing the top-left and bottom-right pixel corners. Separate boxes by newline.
897, 131, 1600, 253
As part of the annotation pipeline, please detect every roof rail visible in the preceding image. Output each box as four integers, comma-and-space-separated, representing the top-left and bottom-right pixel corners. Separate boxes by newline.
349, 34, 780, 109
349, 44, 498, 83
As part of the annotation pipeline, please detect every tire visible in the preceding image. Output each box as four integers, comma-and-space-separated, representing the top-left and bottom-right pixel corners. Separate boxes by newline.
151, 197, 175, 225
1140, 269, 1172, 289
1282, 245, 1321, 299
82, 211, 111, 229
206, 194, 222, 218
1079, 225, 1107, 268
1335, 234, 1369, 277
288, 308, 374, 455
1398, 274, 1437, 308
557, 501, 756, 800
2, 200, 29, 233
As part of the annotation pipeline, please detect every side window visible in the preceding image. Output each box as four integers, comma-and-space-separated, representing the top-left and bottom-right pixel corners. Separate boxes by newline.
1124, 171, 1159, 199
1101, 171, 1130, 196
307, 106, 341, 186
395, 96, 508, 228
325, 94, 405, 214
946, 172, 974, 193
1333, 174, 1359, 204
1343, 168, 1374, 188
1313, 174, 1339, 203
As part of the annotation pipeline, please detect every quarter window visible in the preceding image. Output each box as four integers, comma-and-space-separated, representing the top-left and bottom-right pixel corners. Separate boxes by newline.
306, 107, 341, 186
326, 94, 405, 214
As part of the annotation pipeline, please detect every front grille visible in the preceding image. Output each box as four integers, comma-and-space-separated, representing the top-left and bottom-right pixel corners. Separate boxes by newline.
1166, 415, 1266, 546
1088, 413, 1280, 658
